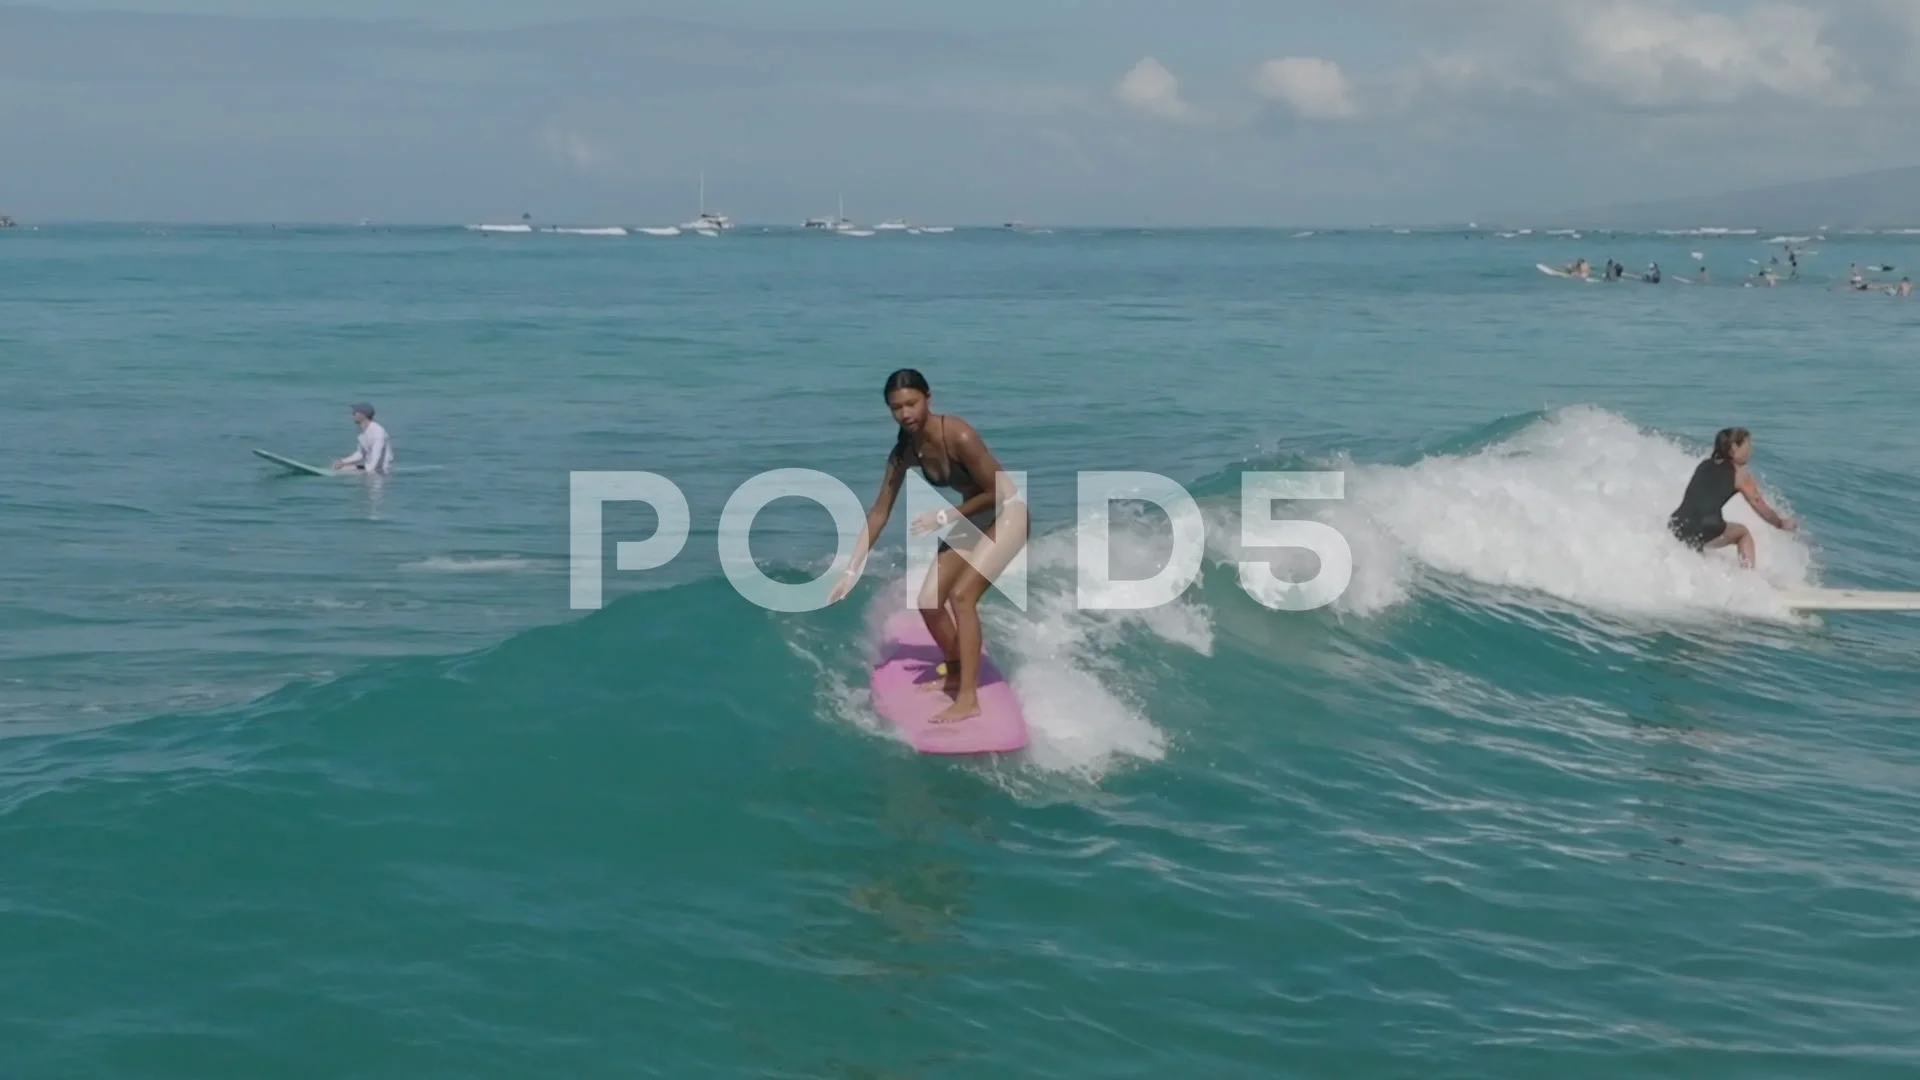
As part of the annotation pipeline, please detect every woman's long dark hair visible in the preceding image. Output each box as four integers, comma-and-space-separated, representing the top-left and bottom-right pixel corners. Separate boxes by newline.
884, 368, 930, 462
1711, 426, 1750, 463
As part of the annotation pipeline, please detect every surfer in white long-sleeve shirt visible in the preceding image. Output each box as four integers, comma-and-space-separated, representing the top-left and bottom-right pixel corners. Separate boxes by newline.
333, 402, 393, 474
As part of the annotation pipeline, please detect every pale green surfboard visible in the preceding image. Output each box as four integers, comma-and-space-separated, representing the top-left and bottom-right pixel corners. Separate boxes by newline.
1778, 587, 1920, 612
252, 448, 337, 476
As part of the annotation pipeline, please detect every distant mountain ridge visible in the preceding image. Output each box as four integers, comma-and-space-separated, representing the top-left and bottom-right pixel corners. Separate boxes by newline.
1538, 165, 1920, 231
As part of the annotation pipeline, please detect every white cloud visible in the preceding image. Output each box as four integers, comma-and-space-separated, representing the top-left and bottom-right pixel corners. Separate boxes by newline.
1377, 1, 1873, 113
1114, 56, 1200, 123
1254, 56, 1359, 120
1563, 2, 1859, 106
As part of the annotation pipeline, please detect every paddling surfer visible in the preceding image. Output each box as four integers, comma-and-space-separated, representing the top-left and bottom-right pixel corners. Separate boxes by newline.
828, 369, 1029, 723
1667, 427, 1796, 568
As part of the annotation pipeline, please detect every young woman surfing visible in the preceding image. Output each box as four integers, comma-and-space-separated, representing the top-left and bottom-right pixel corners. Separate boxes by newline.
828, 369, 1029, 723
1667, 426, 1797, 568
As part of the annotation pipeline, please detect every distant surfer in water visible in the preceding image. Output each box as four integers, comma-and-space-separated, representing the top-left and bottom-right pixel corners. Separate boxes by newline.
332, 402, 393, 474
829, 369, 1029, 723
1667, 427, 1796, 568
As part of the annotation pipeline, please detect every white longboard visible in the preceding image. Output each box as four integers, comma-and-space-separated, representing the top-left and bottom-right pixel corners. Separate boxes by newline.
1778, 587, 1920, 612
253, 449, 336, 476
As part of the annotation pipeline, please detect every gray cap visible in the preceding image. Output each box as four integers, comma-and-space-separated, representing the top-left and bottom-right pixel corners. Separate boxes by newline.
350, 402, 375, 418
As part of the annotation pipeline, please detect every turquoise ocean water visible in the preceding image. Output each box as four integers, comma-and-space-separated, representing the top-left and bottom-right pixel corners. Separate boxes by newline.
3, 223, 1918, 1077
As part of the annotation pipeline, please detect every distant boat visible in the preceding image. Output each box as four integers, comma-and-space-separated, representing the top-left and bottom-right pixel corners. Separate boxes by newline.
0, 215, 15, 228
808, 194, 861, 232
679, 172, 731, 233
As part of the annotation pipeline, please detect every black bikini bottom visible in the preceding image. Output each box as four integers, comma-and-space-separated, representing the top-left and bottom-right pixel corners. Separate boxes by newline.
1668, 515, 1725, 551
937, 508, 998, 553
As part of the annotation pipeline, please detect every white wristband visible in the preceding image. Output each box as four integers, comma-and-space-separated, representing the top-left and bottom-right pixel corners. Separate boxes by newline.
936, 508, 952, 526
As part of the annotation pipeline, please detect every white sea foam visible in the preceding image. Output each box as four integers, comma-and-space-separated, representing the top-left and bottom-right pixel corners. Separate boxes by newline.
402, 555, 547, 573
1657, 227, 1759, 237
985, 513, 1213, 779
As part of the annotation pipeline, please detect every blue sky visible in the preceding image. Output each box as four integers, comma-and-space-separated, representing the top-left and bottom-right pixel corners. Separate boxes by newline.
5, 1, 1919, 224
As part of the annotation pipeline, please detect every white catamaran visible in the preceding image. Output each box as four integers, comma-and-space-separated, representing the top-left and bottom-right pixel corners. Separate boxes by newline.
805, 194, 871, 235
679, 172, 731, 234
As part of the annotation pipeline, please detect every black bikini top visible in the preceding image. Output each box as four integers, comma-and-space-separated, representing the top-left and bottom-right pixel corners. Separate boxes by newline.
912, 416, 976, 491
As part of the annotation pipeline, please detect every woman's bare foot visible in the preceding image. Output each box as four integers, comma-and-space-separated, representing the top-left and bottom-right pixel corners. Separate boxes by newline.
929, 695, 980, 724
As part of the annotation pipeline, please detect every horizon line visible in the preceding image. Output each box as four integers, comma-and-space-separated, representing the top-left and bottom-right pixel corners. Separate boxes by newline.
9, 218, 1920, 232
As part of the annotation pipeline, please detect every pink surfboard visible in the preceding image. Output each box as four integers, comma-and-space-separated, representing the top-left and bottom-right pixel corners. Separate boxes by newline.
870, 609, 1029, 755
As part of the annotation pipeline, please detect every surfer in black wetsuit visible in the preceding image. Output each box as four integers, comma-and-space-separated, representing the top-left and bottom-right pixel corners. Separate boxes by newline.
830, 368, 1029, 723
1667, 427, 1797, 568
